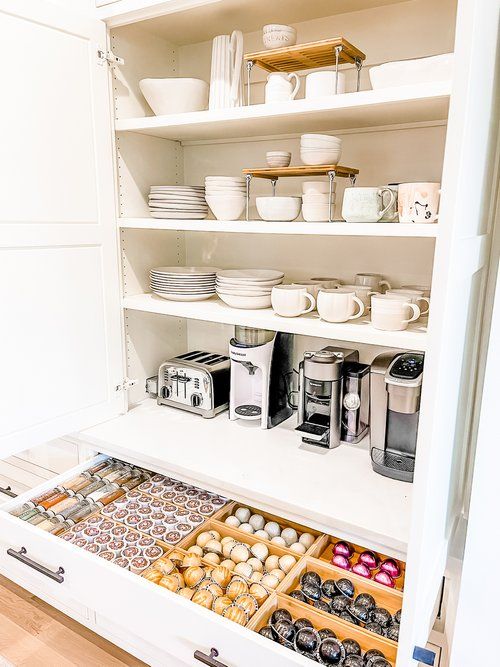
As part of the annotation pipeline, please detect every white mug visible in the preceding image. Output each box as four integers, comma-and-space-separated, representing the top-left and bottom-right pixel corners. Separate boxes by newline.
271, 285, 315, 317
371, 294, 420, 331
342, 284, 379, 310
342, 187, 396, 223
398, 182, 440, 223
309, 277, 342, 289
401, 284, 431, 298
355, 273, 391, 291
317, 288, 365, 323
386, 288, 430, 316
305, 71, 346, 98
380, 184, 399, 222
292, 281, 322, 303
265, 72, 300, 103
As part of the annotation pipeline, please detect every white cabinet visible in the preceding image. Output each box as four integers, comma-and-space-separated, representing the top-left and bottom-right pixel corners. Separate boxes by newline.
1, 0, 499, 665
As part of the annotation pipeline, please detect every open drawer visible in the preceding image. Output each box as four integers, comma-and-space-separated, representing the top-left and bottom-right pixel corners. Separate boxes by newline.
0, 454, 399, 667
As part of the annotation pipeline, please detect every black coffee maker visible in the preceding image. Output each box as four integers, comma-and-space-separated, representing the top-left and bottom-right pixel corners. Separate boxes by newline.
370, 352, 425, 482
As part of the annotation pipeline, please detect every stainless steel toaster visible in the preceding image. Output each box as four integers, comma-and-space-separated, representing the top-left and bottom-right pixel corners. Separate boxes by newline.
157, 351, 230, 418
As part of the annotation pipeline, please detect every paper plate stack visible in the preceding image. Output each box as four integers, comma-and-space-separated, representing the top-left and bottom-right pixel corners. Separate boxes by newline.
148, 185, 208, 220
150, 266, 218, 301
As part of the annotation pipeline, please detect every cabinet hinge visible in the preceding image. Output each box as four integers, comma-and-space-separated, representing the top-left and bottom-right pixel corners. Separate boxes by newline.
115, 378, 137, 392
97, 48, 125, 67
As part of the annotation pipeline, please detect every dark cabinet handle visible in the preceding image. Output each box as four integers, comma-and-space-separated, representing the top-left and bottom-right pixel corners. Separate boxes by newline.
7, 547, 65, 583
194, 648, 228, 667
0, 485, 17, 498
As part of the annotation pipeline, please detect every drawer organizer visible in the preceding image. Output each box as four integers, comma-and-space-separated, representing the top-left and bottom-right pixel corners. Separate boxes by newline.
3, 455, 404, 667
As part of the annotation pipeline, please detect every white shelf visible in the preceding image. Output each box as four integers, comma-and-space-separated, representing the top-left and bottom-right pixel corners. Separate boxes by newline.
80, 399, 411, 557
119, 218, 439, 237
115, 82, 450, 142
123, 293, 428, 351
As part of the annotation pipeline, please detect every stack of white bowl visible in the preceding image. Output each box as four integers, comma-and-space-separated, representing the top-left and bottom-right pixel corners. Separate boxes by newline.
266, 151, 291, 168
205, 176, 246, 221
216, 269, 284, 309
300, 134, 342, 166
150, 266, 217, 302
149, 185, 207, 219
262, 24, 297, 50
302, 180, 337, 222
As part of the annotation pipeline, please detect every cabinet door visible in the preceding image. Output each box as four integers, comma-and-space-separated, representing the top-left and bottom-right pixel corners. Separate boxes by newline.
400, 1, 500, 664
0, 0, 124, 459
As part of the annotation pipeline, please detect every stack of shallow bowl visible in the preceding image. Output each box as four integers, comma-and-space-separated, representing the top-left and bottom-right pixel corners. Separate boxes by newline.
302, 180, 337, 222
216, 269, 284, 309
150, 266, 218, 301
266, 151, 291, 168
148, 185, 207, 219
300, 134, 342, 166
205, 176, 246, 221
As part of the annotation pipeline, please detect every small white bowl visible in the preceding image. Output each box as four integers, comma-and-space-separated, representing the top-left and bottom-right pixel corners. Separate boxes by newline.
301, 134, 342, 143
218, 292, 272, 309
302, 181, 336, 195
302, 193, 336, 203
256, 196, 301, 222
206, 195, 246, 220
300, 149, 342, 166
266, 158, 291, 168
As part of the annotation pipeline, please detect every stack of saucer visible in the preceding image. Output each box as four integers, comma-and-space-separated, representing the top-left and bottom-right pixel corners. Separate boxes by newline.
216, 269, 284, 309
149, 185, 208, 220
205, 176, 246, 221
150, 266, 218, 301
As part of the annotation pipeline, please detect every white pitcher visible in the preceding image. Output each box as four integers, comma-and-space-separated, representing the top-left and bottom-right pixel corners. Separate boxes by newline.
265, 72, 300, 103
209, 30, 243, 110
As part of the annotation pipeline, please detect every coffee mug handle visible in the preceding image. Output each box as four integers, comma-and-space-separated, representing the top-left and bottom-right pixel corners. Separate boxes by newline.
301, 292, 316, 315
403, 302, 421, 324
416, 296, 430, 316
366, 290, 379, 311
348, 296, 365, 320
379, 280, 392, 290
377, 187, 396, 221
288, 72, 300, 100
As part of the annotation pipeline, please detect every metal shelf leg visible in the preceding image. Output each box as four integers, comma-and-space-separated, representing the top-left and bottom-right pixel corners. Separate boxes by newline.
271, 179, 277, 196
245, 173, 253, 221
246, 61, 254, 106
334, 46, 343, 94
327, 170, 336, 222
355, 58, 363, 92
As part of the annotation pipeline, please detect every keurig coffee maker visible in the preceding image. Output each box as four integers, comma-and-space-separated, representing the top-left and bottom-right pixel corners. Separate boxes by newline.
370, 351, 425, 482
229, 326, 293, 429
296, 346, 358, 449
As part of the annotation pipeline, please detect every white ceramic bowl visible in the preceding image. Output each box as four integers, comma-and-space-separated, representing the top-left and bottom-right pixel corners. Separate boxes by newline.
140, 78, 209, 115
256, 196, 301, 222
302, 181, 336, 195
302, 133, 342, 143
302, 193, 336, 203
302, 202, 332, 222
266, 151, 291, 167
266, 159, 291, 168
262, 25, 297, 50
217, 292, 272, 309
206, 195, 246, 220
300, 149, 342, 166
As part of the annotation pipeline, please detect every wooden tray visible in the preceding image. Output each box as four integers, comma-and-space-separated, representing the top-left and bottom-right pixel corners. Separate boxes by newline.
249, 593, 397, 665
311, 535, 406, 592
244, 38, 366, 73
243, 165, 359, 180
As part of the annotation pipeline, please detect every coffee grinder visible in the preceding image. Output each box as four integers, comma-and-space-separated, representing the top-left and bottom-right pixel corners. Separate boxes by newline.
229, 326, 293, 429
370, 351, 425, 482
296, 346, 358, 449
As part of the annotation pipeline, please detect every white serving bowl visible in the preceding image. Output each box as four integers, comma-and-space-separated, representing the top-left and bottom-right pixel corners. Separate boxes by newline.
140, 78, 209, 115
302, 202, 332, 222
256, 196, 301, 222
218, 292, 272, 309
302, 181, 336, 195
262, 24, 297, 50
300, 149, 342, 166
206, 195, 246, 220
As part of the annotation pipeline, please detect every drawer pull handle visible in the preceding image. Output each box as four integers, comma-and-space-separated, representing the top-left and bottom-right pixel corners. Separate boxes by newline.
194, 648, 228, 667
7, 547, 65, 583
0, 486, 17, 498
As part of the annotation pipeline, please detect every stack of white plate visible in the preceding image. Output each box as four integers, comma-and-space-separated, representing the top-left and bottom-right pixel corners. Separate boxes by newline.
216, 269, 284, 309
205, 176, 246, 221
150, 266, 218, 301
149, 186, 208, 220
300, 134, 342, 166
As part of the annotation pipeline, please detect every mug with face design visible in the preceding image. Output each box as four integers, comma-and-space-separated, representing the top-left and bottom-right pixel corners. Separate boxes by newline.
317, 288, 365, 323
371, 294, 420, 331
398, 182, 440, 223
386, 288, 430, 316
355, 273, 392, 291
271, 285, 315, 317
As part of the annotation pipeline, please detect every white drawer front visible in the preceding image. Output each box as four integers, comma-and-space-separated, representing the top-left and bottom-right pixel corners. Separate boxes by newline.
0, 474, 28, 499
0, 458, 309, 667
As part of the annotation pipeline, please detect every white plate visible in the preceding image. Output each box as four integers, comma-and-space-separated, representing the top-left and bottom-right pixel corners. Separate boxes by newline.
216, 269, 284, 281
151, 185, 204, 190
153, 292, 216, 302
217, 292, 272, 309
149, 196, 207, 202
216, 288, 272, 296
149, 204, 209, 211
151, 266, 218, 275
205, 176, 245, 182
150, 277, 216, 283
150, 212, 208, 219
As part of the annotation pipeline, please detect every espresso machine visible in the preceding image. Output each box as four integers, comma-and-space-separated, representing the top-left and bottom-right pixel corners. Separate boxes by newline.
229, 327, 293, 429
296, 346, 358, 449
370, 351, 425, 482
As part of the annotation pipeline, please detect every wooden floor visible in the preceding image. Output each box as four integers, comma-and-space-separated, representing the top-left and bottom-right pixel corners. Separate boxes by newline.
0, 575, 146, 666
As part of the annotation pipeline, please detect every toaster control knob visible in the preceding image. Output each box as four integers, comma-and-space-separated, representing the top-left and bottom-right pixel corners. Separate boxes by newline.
162, 386, 171, 399
191, 393, 202, 408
